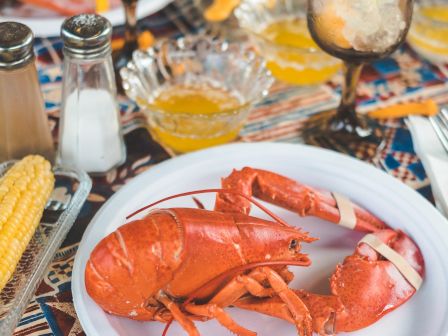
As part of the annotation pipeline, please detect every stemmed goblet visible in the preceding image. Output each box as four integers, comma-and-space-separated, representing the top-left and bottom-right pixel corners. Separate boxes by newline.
113, 0, 139, 92
304, 0, 414, 156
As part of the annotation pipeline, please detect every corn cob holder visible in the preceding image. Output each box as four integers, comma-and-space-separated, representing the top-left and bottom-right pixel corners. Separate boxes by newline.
0, 157, 91, 335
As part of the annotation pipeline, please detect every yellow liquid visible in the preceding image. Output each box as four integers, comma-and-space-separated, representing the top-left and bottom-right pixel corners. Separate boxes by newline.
261, 17, 340, 85
408, 5, 448, 61
142, 84, 243, 153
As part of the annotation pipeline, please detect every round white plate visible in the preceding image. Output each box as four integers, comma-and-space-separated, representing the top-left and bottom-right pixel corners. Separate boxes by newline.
72, 142, 448, 336
0, 0, 173, 37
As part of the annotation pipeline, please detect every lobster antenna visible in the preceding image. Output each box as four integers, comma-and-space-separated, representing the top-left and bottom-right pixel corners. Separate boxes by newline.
126, 188, 291, 227
162, 320, 173, 336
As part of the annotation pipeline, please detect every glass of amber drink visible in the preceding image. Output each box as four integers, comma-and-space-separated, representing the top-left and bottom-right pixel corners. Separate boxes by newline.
408, 0, 448, 63
235, 0, 341, 86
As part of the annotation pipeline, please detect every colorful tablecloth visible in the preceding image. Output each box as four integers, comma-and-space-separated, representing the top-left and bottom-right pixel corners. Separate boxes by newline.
13, 1, 448, 335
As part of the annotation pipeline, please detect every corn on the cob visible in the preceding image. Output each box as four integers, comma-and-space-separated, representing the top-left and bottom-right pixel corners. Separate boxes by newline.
0, 155, 54, 292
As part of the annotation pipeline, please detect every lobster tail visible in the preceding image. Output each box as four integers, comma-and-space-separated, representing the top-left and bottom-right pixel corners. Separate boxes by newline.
85, 213, 184, 321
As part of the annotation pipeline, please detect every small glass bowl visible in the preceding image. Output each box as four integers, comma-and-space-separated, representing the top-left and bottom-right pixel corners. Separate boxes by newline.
408, 0, 448, 64
234, 0, 341, 86
120, 35, 273, 153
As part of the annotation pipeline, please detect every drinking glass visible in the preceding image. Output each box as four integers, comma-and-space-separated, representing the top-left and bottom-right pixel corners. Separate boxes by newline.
113, 0, 139, 92
408, 0, 448, 63
304, 0, 414, 154
235, 0, 341, 86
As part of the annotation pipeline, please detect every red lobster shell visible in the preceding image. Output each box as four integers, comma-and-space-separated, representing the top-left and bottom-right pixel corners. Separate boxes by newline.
85, 167, 424, 336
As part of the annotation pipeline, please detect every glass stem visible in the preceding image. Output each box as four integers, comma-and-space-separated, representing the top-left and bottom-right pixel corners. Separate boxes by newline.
123, 0, 138, 52
337, 61, 364, 122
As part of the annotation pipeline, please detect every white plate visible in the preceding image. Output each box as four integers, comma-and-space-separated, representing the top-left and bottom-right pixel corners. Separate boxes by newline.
0, 0, 173, 37
72, 142, 448, 336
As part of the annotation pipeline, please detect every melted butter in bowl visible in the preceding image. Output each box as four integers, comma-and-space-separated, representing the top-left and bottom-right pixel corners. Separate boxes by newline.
138, 83, 248, 153
121, 35, 273, 153
235, 0, 341, 86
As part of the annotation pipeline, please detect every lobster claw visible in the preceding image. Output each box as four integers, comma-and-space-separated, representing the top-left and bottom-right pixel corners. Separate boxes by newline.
215, 167, 387, 232
234, 229, 424, 335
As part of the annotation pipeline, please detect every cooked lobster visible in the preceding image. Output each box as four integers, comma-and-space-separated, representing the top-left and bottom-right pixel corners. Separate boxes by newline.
17, 0, 120, 16
85, 167, 424, 336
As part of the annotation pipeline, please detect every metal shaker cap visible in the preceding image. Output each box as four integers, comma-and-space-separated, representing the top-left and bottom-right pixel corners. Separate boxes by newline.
0, 22, 34, 70
61, 14, 112, 59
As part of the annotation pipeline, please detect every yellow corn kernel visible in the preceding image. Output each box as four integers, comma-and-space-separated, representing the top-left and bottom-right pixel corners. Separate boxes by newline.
0, 155, 54, 292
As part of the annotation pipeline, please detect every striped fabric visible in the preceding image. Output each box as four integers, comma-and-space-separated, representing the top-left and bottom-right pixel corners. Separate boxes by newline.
11, 0, 448, 335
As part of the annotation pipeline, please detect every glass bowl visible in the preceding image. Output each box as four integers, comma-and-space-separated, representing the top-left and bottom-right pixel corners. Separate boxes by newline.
234, 0, 341, 86
408, 0, 448, 63
120, 35, 273, 153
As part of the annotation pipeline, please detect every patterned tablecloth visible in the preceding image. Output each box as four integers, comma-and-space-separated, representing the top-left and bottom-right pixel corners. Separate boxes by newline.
12, 1, 448, 335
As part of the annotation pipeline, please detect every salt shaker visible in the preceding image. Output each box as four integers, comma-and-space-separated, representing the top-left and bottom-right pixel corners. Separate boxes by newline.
58, 14, 126, 174
0, 22, 55, 162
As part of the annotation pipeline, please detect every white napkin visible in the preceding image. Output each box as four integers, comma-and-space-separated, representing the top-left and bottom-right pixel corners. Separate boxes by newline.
407, 116, 448, 216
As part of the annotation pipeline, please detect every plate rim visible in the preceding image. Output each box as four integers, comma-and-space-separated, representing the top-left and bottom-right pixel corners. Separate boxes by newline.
72, 142, 448, 336
0, 0, 174, 38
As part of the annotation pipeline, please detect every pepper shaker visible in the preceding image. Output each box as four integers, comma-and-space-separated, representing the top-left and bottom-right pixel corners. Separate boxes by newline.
0, 22, 55, 162
58, 14, 126, 174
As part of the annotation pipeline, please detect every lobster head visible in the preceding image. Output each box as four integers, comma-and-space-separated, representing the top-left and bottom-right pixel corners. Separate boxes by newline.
231, 212, 316, 266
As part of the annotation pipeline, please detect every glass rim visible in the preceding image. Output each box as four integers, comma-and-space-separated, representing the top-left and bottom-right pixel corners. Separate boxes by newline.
243, 26, 327, 55
122, 34, 274, 118
145, 33, 263, 60
234, 4, 325, 54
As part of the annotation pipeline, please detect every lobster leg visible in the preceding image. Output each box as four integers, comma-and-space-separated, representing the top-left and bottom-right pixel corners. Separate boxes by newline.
260, 267, 313, 336
184, 303, 257, 336
236, 275, 275, 297
209, 267, 288, 307
215, 167, 386, 232
156, 292, 200, 336
179, 268, 282, 336
233, 292, 341, 335
194, 267, 312, 336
